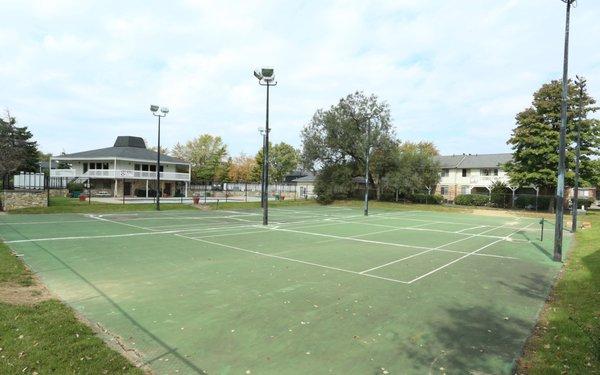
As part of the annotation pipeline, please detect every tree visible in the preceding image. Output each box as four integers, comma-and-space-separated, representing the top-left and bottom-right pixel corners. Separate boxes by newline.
301, 91, 396, 200
149, 145, 169, 155
382, 142, 441, 201
228, 154, 256, 182
251, 142, 300, 183
505, 78, 600, 192
0, 112, 39, 181
171, 134, 229, 182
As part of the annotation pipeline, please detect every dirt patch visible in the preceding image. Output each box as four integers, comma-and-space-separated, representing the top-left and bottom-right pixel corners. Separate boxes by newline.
469, 208, 556, 220
470, 208, 520, 218
0, 279, 53, 305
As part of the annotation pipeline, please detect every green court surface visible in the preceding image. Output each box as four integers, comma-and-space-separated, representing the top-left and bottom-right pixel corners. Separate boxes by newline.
0, 206, 570, 374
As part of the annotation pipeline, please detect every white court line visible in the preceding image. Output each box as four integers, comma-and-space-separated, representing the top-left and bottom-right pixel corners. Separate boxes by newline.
375, 213, 546, 233
406, 221, 538, 284
0, 219, 97, 226
271, 222, 522, 261
174, 233, 409, 284
4, 230, 192, 243
330, 218, 529, 242
358, 223, 515, 274
186, 229, 268, 240
455, 225, 485, 233
3, 224, 269, 244
91, 215, 156, 231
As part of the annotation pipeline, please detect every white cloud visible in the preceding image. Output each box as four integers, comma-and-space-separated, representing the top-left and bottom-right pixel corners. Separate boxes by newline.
0, 0, 598, 157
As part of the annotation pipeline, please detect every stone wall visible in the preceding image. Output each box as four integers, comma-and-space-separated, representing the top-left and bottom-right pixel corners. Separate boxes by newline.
49, 188, 69, 197
0, 190, 48, 211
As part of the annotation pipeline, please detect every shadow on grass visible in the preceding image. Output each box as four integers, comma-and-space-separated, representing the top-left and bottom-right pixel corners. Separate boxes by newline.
4, 223, 208, 374
399, 306, 532, 374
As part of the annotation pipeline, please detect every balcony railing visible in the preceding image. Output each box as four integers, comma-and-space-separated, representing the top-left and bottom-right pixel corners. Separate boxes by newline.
50, 169, 190, 181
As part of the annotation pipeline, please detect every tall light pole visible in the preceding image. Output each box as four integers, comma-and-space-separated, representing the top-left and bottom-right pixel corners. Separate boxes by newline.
150, 105, 169, 211
258, 127, 267, 209
254, 68, 277, 225
572, 76, 585, 232
364, 120, 371, 216
553, 0, 576, 261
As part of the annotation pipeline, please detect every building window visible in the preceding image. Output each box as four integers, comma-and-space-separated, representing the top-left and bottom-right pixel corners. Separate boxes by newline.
440, 186, 449, 195
441, 169, 449, 177
493, 169, 498, 176
89, 163, 96, 169
96, 162, 102, 169
481, 168, 491, 176
461, 185, 470, 195
462, 169, 468, 177
134, 164, 141, 171
103, 163, 109, 170
159, 166, 164, 172
150, 165, 156, 172
142, 164, 149, 171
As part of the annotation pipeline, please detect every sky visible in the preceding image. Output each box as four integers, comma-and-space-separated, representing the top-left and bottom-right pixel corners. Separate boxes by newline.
1, 0, 599, 158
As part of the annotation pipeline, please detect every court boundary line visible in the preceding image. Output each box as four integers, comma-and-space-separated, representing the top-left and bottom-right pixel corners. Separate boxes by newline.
358, 222, 521, 274
325, 218, 532, 242
271, 222, 522, 261
406, 221, 538, 284
174, 233, 410, 285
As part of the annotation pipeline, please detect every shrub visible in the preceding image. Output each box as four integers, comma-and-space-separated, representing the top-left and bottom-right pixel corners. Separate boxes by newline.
514, 195, 552, 210
66, 181, 84, 193
411, 193, 443, 205
455, 194, 489, 206
314, 180, 334, 204
489, 181, 511, 208
573, 196, 596, 209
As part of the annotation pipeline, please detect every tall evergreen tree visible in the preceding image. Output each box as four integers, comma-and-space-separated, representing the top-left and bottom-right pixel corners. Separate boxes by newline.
0, 113, 39, 181
505, 78, 600, 192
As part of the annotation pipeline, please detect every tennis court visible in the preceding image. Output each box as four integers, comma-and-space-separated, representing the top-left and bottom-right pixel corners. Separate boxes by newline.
0, 205, 570, 374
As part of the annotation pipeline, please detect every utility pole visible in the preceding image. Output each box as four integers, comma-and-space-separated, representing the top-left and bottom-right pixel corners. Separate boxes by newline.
553, 0, 575, 262
364, 120, 371, 216
572, 76, 585, 232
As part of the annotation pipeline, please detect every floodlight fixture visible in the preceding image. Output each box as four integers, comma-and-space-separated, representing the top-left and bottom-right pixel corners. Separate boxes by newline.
150, 105, 159, 112
160, 107, 169, 114
254, 67, 275, 83
261, 68, 274, 78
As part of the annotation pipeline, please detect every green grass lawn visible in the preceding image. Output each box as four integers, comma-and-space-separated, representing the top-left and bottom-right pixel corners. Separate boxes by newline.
0, 241, 144, 374
518, 211, 600, 374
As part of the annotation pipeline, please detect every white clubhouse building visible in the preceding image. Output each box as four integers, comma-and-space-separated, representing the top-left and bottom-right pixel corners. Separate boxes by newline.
50, 136, 191, 198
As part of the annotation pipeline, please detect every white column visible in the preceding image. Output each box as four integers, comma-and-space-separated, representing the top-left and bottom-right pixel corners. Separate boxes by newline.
146, 179, 149, 198
114, 179, 118, 197
185, 181, 188, 197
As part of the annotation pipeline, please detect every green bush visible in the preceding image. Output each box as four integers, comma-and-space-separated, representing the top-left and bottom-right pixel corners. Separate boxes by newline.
411, 193, 443, 205
66, 181, 84, 193
515, 195, 552, 210
454, 194, 489, 206
573, 196, 596, 209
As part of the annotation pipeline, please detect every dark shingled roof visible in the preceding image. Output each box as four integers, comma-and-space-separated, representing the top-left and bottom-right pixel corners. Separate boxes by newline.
54, 136, 189, 164
436, 153, 512, 169
291, 173, 316, 182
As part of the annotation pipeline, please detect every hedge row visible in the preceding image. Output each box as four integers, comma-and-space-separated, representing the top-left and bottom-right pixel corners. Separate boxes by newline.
454, 194, 489, 206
